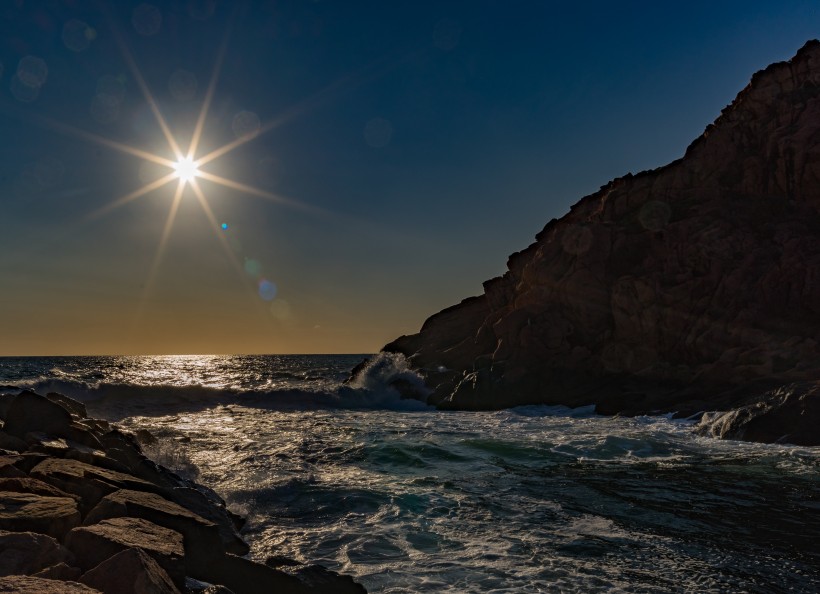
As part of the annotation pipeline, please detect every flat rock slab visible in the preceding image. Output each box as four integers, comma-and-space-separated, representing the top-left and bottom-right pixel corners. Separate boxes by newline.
65, 517, 185, 587
0, 492, 81, 539
80, 547, 181, 594
0, 575, 100, 593
0, 530, 75, 577
30, 457, 163, 511
84, 488, 223, 575
0, 477, 78, 500
32, 562, 82, 581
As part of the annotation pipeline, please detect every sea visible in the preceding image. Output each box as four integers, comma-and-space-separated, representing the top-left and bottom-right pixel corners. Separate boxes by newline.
1, 354, 818, 593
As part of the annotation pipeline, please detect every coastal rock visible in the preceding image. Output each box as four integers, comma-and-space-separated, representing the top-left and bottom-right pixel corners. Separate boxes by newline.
30, 457, 163, 513
169, 487, 249, 556
79, 548, 181, 594
65, 517, 185, 587
3, 391, 74, 440
0, 477, 78, 501
0, 455, 27, 478
0, 492, 81, 539
695, 381, 820, 445
370, 40, 820, 445
0, 575, 100, 593
83, 488, 225, 577
0, 431, 27, 453
31, 563, 82, 581
0, 530, 75, 576
197, 554, 307, 594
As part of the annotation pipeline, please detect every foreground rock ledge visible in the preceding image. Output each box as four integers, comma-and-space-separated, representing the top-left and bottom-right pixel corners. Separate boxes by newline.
358, 41, 820, 446
0, 390, 367, 593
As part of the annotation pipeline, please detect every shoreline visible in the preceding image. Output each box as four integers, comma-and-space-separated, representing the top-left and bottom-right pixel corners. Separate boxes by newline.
0, 389, 367, 593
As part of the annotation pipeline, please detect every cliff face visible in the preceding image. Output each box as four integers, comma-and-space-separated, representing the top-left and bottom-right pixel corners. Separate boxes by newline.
382, 41, 820, 435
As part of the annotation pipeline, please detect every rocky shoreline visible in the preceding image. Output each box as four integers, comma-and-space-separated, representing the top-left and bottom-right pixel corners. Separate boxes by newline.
355, 41, 820, 447
0, 389, 366, 593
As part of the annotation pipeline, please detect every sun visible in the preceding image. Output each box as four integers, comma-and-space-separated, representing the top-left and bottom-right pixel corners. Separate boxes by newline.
173, 156, 200, 183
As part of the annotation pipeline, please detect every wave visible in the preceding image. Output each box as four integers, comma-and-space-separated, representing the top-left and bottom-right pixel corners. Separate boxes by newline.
2, 354, 432, 420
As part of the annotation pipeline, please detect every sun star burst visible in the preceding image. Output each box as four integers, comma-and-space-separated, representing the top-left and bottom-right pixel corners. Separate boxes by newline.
173, 156, 200, 184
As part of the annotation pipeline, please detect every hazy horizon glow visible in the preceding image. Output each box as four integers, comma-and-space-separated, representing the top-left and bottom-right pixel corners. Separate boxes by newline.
2, 1, 820, 355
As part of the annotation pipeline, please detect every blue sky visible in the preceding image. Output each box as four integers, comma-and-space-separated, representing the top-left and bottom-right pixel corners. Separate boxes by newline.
1, 1, 818, 354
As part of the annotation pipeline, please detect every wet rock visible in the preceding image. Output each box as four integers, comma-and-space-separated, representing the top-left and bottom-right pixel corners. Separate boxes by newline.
0, 530, 75, 576
0, 492, 81, 539
65, 517, 185, 588
80, 548, 181, 594
83, 489, 225, 578
197, 554, 307, 594
3, 391, 73, 440
0, 575, 100, 593
696, 381, 820, 445
293, 565, 368, 594
169, 487, 249, 555
45, 392, 87, 419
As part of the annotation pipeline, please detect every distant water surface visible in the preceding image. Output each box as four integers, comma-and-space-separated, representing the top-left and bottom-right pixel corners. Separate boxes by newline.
1, 355, 818, 593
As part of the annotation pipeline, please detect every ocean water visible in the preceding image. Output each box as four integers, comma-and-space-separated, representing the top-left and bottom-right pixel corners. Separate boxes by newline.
1, 354, 818, 593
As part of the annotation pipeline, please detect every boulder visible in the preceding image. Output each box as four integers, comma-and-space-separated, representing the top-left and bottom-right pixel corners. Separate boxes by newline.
0, 477, 78, 500
45, 392, 87, 418
65, 517, 185, 588
169, 487, 249, 555
3, 391, 73, 440
0, 431, 27, 453
30, 457, 163, 512
0, 455, 26, 478
696, 381, 820, 445
0, 575, 100, 593
196, 554, 307, 594
293, 565, 368, 594
0, 492, 80, 539
31, 562, 83, 581
83, 489, 225, 578
80, 548, 181, 594
0, 530, 75, 576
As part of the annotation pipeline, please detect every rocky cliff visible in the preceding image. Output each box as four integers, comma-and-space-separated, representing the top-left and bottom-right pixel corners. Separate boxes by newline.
376, 41, 820, 445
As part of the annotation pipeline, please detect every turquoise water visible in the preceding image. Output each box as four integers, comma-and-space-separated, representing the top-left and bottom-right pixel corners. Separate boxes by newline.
2, 355, 818, 592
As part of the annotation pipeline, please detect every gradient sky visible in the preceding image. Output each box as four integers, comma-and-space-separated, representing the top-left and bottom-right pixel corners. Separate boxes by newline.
1, 1, 819, 355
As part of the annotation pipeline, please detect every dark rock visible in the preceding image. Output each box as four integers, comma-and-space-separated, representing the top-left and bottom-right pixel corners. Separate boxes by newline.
0, 575, 101, 592
264, 555, 301, 567
696, 381, 820, 445
134, 429, 158, 446
293, 565, 368, 594
3, 391, 73, 440
80, 548, 181, 594
83, 489, 225, 579
0, 431, 27, 453
30, 457, 163, 513
0, 455, 27, 478
45, 392, 87, 419
31, 562, 83, 581
197, 554, 307, 594
0, 492, 81, 539
372, 41, 820, 445
0, 477, 78, 501
169, 487, 249, 555
65, 517, 185, 588
0, 530, 75, 576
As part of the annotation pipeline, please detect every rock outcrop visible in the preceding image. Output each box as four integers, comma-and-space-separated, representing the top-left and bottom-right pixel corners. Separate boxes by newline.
368, 41, 820, 445
0, 390, 367, 593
